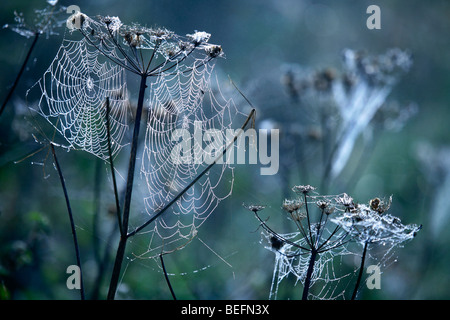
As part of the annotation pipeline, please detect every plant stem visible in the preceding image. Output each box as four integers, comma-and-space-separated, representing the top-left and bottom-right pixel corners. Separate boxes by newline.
351, 241, 369, 300
302, 249, 317, 300
0, 32, 40, 119
304, 193, 314, 244
51, 144, 85, 300
160, 254, 177, 300
107, 74, 148, 300
105, 97, 123, 236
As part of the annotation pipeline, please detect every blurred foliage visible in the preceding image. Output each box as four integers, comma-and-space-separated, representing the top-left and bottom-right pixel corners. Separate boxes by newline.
1, 0, 450, 300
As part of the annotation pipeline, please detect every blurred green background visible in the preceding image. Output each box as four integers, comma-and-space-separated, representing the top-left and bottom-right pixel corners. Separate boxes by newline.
0, 0, 449, 299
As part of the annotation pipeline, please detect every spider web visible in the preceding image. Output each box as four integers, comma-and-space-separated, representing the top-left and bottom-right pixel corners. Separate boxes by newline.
132, 64, 246, 259
27, 11, 249, 282
27, 29, 130, 160
259, 193, 420, 300
263, 223, 356, 300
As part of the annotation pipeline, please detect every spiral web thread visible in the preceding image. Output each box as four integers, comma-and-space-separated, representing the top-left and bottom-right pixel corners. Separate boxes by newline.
28, 34, 130, 160
132, 63, 246, 259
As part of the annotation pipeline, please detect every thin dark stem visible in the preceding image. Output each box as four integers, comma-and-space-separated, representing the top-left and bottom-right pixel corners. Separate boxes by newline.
92, 157, 103, 268
145, 41, 160, 73
290, 213, 312, 248
122, 75, 147, 230
107, 236, 127, 300
315, 209, 326, 248
302, 249, 317, 300
0, 32, 40, 119
160, 254, 177, 300
317, 224, 341, 252
253, 210, 310, 251
147, 47, 196, 76
105, 97, 123, 236
105, 26, 142, 72
351, 241, 369, 300
316, 213, 328, 247
79, 29, 136, 73
107, 74, 148, 300
304, 193, 314, 246
51, 144, 85, 300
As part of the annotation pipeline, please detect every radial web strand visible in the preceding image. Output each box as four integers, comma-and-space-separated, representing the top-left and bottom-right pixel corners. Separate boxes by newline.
27, 30, 130, 159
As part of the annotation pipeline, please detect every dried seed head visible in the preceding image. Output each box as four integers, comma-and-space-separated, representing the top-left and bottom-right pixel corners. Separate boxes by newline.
150, 27, 173, 41
243, 203, 266, 213
292, 185, 316, 195
292, 211, 307, 222
336, 193, 355, 208
370, 196, 392, 214
316, 200, 329, 210
282, 199, 303, 214
187, 30, 211, 46
370, 197, 380, 211
204, 44, 223, 58
101, 16, 122, 33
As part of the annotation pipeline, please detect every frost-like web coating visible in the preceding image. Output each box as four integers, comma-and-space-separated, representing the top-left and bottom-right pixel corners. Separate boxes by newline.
136, 67, 244, 257
248, 189, 421, 300
264, 230, 355, 300
28, 36, 130, 159
27, 11, 248, 279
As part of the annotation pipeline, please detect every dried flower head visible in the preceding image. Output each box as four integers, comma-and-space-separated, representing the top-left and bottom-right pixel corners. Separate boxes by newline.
292, 185, 316, 195
101, 16, 122, 34
369, 196, 392, 214
243, 203, 266, 213
204, 44, 223, 58
187, 30, 211, 46
282, 199, 303, 214
317, 200, 335, 215
4, 5, 66, 38
331, 198, 421, 245
335, 193, 355, 209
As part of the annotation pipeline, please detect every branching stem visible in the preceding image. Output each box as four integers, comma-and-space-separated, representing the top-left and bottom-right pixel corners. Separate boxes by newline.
302, 248, 317, 300
351, 241, 369, 300
107, 74, 147, 300
51, 144, 85, 300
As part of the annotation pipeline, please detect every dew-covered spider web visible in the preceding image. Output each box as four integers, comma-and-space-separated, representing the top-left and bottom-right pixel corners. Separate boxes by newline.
254, 192, 421, 300
25, 11, 251, 287
133, 64, 247, 259
27, 34, 130, 159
